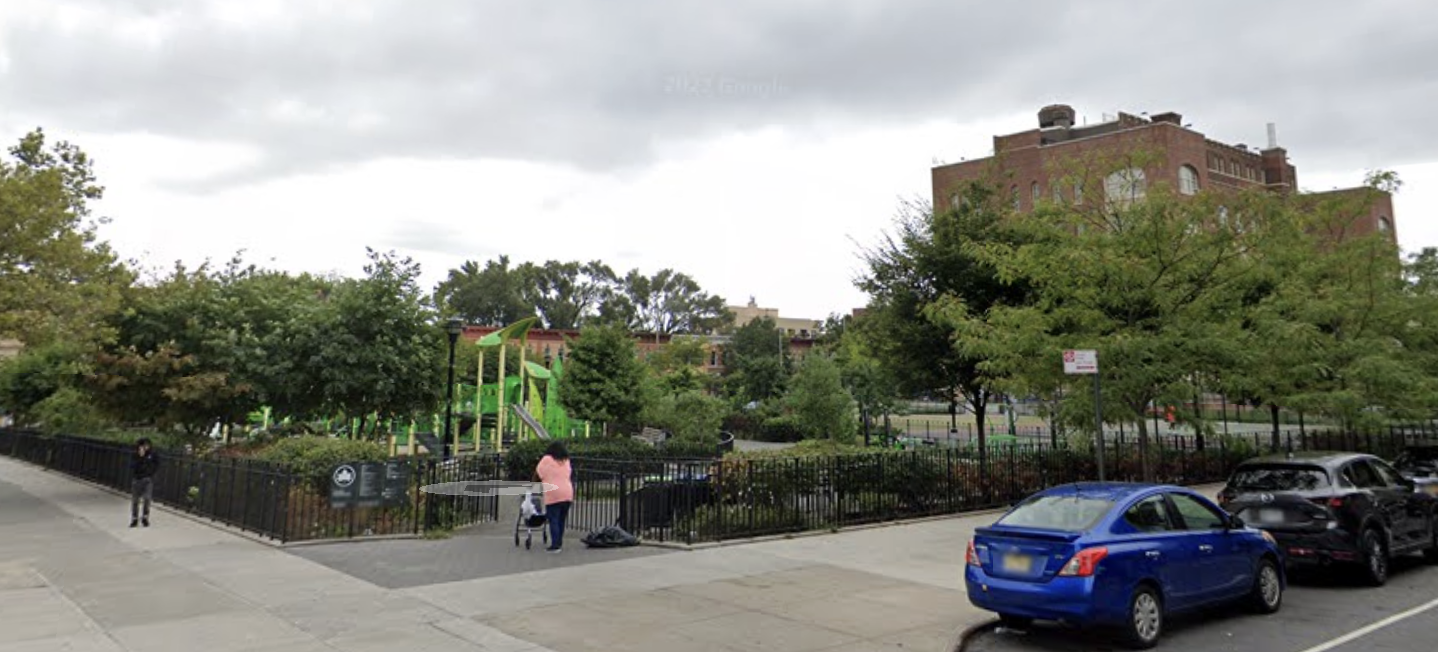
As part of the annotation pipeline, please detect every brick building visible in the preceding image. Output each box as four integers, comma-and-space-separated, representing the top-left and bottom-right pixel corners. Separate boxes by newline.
931, 104, 1396, 241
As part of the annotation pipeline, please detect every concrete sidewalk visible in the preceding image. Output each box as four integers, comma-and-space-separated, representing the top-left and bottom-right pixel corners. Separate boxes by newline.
0, 453, 1220, 652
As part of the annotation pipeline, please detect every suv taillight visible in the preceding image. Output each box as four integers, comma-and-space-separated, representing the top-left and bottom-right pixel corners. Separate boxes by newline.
1058, 547, 1109, 577
1309, 496, 1343, 509
966, 540, 980, 567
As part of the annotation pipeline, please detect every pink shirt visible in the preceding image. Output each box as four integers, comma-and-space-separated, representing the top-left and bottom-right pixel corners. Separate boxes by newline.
535, 455, 573, 505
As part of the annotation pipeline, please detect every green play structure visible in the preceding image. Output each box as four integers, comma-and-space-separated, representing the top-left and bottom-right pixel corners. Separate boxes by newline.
454, 316, 592, 452
229, 317, 591, 456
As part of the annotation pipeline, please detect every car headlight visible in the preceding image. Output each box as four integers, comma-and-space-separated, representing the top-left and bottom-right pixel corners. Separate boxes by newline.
1260, 530, 1276, 545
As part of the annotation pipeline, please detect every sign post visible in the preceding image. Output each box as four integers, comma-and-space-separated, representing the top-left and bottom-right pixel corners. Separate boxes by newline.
1063, 349, 1104, 482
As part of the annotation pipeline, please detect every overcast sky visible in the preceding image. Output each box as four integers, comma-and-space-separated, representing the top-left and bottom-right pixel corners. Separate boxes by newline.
3, 0, 1435, 321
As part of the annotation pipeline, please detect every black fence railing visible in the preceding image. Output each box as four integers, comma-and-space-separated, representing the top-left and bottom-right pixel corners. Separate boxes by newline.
561, 428, 1438, 545
0, 429, 502, 543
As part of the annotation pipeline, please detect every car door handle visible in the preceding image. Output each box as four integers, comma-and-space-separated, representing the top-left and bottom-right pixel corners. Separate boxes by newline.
1198, 544, 1213, 552
1146, 551, 1161, 558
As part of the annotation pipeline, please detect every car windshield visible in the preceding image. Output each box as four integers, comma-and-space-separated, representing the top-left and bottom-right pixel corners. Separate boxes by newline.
1229, 465, 1330, 491
996, 495, 1113, 532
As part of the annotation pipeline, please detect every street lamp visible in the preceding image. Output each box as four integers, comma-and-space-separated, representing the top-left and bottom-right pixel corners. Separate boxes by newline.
444, 317, 464, 460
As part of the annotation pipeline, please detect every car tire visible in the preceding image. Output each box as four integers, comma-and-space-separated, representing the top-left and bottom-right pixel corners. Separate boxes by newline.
1360, 528, 1389, 587
1248, 557, 1283, 614
1121, 585, 1163, 650
997, 613, 1032, 630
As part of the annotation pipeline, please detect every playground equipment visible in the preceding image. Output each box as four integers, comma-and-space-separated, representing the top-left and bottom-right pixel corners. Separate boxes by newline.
457, 317, 591, 452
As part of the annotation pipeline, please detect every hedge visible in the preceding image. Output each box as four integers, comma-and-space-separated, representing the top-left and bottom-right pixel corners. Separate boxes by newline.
501, 436, 719, 480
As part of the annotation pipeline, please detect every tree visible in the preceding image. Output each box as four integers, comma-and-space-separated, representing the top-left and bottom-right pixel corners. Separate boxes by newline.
645, 335, 712, 396
963, 171, 1288, 479
857, 185, 1034, 456
516, 260, 618, 329
300, 249, 445, 434
782, 353, 858, 443
557, 322, 649, 433
0, 128, 131, 348
434, 256, 533, 327
602, 268, 731, 335
722, 316, 790, 405
825, 314, 899, 444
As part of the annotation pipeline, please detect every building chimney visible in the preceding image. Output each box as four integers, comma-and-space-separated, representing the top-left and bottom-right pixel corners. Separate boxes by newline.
1038, 104, 1076, 129
1151, 111, 1183, 125
1266, 123, 1278, 149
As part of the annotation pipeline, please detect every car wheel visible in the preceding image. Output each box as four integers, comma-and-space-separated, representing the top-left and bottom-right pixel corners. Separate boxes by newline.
997, 613, 1032, 630
1249, 558, 1282, 614
1360, 528, 1389, 586
1122, 585, 1162, 650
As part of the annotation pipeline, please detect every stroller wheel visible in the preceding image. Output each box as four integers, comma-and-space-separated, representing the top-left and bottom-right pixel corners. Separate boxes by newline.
525, 535, 532, 550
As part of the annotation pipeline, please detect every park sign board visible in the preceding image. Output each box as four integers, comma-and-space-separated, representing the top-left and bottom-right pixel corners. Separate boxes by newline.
329, 460, 412, 509
1063, 349, 1098, 375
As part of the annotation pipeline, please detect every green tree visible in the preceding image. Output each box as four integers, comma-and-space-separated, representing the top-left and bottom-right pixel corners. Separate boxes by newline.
434, 256, 534, 327
558, 322, 649, 433
782, 353, 858, 443
601, 268, 732, 335
722, 316, 790, 405
857, 185, 1035, 454
516, 259, 619, 329
0, 128, 131, 348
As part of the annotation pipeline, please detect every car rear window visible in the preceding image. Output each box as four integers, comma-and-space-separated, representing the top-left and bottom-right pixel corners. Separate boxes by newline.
996, 495, 1114, 531
1228, 465, 1330, 491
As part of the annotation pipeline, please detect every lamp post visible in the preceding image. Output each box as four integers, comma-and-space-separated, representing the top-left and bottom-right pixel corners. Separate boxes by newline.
444, 317, 463, 460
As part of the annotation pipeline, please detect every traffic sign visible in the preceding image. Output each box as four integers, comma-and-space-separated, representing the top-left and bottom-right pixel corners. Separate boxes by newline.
1063, 349, 1098, 374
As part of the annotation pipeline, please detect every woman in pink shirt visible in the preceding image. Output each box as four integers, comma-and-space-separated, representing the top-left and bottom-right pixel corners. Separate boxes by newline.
535, 441, 574, 553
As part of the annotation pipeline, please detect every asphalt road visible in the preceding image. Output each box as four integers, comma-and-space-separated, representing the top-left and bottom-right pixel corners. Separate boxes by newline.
963, 554, 1438, 652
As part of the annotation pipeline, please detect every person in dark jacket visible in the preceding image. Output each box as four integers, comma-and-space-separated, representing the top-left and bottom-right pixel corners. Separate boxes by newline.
130, 438, 158, 527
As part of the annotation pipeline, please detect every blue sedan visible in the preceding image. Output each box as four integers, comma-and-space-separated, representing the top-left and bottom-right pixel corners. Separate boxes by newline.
964, 482, 1284, 649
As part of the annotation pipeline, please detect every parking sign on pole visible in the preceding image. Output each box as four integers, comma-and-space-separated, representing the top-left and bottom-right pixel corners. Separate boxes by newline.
1063, 350, 1104, 481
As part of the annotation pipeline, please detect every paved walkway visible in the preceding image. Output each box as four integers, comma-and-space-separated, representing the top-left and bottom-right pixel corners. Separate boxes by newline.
0, 453, 1227, 652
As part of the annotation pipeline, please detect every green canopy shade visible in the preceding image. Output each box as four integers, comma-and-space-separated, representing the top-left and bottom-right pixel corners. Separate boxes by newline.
524, 361, 552, 380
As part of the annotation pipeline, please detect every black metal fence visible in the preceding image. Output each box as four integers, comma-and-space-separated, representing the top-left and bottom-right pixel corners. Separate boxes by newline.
561, 427, 1438, 545
0, 429, 502, 543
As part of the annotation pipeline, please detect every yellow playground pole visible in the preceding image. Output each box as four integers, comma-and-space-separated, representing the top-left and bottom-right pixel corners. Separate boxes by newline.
407, 419, 416, 456
496, 343, 507, 452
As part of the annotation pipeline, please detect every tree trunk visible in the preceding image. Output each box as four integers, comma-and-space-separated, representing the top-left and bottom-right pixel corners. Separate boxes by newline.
1269, 403, 1281, 452
969, 388, 990, 500
1134, 406, 1152, 483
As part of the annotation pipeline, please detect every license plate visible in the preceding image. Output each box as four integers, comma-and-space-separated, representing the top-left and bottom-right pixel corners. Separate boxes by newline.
1001, 553, 1033, 573
1258, 508, 1282, 523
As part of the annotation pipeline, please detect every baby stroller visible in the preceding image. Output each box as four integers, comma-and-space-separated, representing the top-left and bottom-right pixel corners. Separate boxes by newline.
514, 490, 549, 550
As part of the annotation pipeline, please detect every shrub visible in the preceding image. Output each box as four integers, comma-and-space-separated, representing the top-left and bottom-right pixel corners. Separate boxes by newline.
501, 436, 716, 480
253, 436, 389, 489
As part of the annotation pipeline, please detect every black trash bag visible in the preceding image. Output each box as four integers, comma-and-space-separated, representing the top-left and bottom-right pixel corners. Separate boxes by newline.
581, 523, 639, 548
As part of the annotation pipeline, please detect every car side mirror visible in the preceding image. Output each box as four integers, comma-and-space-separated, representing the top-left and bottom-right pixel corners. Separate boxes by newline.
1228, 515, 1245, 530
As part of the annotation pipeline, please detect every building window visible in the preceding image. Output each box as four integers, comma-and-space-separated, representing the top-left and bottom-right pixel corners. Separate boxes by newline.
1218, 206, 1229, 227
950, 193, 960, 210
1074, 181, 1084, 204
710, 350, 718, 366
1011, 185, 1020, 211
1104, 168, 1147, 208
1178, 165, 1200, 195
1378, 216, 1392, 233
1053, 185, 1063, 203
1031, 182, 1041, 203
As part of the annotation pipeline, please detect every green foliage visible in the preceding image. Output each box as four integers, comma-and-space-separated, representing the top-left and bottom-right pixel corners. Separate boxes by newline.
501, 436, 713, 480
252, 436, 389, 486
642, 389, 729, 442
0, 340, 92, 426
781, 353, 858, 443
29, 386, 109, 435
557, 322, 649, 430
722, 316, 790, 404
0, 129, 131, 348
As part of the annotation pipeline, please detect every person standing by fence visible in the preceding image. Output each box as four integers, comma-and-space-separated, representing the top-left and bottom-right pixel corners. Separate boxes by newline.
130, 438, 158, 527
535, 441, 573, 553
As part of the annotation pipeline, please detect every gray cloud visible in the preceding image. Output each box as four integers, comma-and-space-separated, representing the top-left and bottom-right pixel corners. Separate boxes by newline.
3, 0, 1434, 191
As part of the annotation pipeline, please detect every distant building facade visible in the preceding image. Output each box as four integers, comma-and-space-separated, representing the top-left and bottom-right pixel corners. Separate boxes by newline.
931, 104, 1396, 242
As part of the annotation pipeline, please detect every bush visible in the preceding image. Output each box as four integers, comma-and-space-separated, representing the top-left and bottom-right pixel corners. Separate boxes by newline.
501, 436, 716, 480
253, 436, 389, 489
